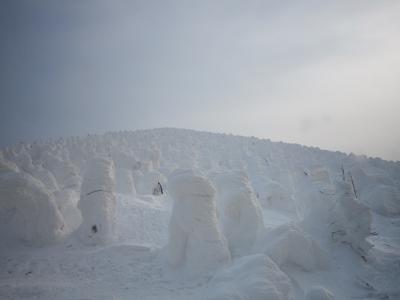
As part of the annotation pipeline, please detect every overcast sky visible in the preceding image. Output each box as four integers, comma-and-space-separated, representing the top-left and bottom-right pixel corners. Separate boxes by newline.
1, 1, 399, 161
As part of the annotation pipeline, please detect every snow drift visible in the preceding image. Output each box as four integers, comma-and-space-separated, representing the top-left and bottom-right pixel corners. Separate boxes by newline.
257, 223, 330, 271
207, 254, 293, 300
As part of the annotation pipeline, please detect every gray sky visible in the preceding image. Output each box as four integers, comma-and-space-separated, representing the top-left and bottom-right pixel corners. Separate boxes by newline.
1, 1, 399, 161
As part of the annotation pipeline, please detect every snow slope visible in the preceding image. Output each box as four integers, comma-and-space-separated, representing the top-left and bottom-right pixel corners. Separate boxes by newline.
0, 128, 399, 300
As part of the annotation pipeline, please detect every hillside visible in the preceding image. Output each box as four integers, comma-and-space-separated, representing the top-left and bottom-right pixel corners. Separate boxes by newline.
1, 128, 399, 300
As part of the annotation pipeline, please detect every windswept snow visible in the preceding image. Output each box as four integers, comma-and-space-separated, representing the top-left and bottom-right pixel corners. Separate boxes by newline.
256, 223, 330, 272
305, 286, 334, 300
0, 128, 399, 300
206, 254, 293, 300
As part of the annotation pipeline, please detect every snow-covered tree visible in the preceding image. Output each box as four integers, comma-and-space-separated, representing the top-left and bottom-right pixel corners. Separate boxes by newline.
166, 169, 231, 275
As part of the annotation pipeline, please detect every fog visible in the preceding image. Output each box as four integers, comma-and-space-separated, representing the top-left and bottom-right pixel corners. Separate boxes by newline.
1, 0, 399, 160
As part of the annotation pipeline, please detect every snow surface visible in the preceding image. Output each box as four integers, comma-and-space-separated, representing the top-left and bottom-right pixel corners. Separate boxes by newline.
1, 128, 400, 300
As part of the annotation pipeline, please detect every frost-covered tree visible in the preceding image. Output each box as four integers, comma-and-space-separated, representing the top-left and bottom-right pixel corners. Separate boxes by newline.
77, 157, 116, 245
0, 158, 65, 245
330, 181, 372, 260
212, 171, 264, 256
166, 169, 230, 275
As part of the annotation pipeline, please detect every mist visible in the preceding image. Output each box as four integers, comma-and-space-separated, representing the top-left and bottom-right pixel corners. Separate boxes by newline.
1, 0, 399, 160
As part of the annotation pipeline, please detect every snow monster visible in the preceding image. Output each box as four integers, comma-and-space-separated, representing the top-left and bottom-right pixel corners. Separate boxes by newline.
166, 169, 231, 275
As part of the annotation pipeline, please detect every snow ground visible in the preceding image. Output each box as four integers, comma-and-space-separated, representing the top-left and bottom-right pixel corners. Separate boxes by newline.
1, 128, 399, 300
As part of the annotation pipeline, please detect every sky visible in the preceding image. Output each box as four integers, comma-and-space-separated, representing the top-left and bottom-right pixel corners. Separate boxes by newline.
1, 1, 400, 161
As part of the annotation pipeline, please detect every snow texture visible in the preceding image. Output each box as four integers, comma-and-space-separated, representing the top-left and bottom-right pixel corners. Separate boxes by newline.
306, 286, 335, 300
207, 254, 293, 300
258, 223, 330, 271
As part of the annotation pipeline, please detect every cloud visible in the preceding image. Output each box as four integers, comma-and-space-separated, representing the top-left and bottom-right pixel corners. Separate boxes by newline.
0, 1, 399, 160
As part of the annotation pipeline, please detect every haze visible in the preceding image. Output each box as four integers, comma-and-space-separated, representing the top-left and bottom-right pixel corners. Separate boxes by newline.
1, 1, 399, 161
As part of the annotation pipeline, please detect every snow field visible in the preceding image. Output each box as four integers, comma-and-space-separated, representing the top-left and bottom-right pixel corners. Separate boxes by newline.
0, 128, 399, 299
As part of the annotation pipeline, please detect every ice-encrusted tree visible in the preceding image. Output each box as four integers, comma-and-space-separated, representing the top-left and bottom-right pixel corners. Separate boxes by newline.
77, 157, 117, 245
330, 180, 372, 260
212, 171, 264, 256
166, 169, 231, 275
0, 158, 65, 245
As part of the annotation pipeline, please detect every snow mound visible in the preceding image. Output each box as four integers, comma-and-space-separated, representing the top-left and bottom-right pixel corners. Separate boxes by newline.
115, 194, 169, 247
166, 169, 231, 275
258, 223, 330, 271
212, 171, 264, 256
305, 286, 335, 300
207, 254, 293, 300
77, 157, 117, 245
0, 166, 65, 245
